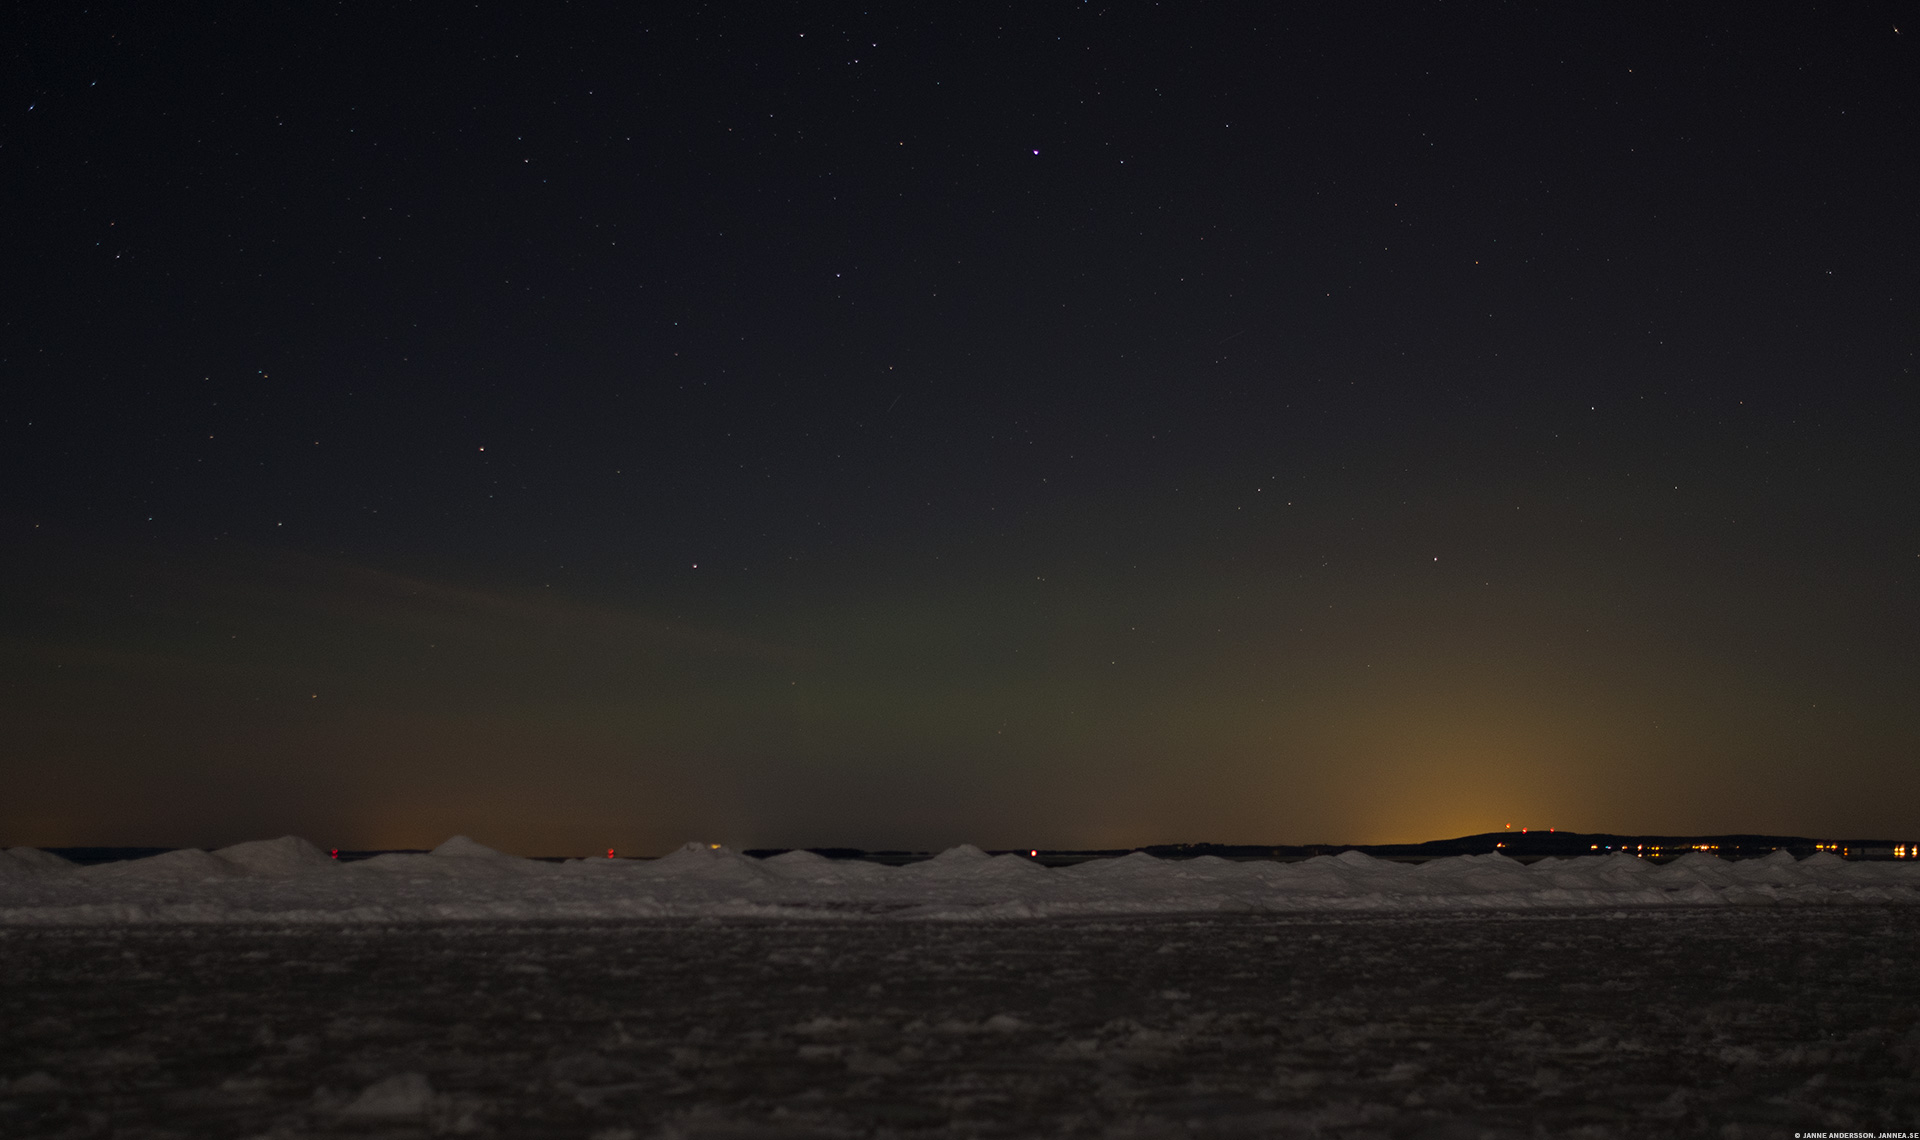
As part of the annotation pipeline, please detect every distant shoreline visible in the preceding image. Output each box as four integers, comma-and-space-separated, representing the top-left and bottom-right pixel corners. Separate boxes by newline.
24, 829, 1917, 866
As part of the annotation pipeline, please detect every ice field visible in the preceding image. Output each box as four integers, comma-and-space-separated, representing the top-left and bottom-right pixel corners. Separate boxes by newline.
5, 909, 1920, 1138
5, 839, 1920, 1137
5, 836, 1920, 924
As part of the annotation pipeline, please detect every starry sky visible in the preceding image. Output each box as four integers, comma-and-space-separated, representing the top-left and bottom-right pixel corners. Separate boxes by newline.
4, 2, 1916, 854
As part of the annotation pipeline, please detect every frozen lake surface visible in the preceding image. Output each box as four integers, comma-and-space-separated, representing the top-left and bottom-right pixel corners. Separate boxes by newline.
5, 908, 1919, 1139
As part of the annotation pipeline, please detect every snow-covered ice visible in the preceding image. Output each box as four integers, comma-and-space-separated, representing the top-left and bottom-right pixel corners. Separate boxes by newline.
6, 841, 1919, 1135
3, 838, 1917, 925
4, 908, 1918, 1137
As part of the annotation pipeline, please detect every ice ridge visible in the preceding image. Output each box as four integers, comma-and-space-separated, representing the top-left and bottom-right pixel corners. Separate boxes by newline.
0, 840, 1915, 925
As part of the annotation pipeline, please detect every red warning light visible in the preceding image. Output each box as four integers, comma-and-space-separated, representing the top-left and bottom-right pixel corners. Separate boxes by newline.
330, 848, 339, 859
607, 848, 615, 859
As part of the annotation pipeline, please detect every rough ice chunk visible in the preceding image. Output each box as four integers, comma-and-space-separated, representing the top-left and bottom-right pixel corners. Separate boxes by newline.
338, 1072, 433, 1120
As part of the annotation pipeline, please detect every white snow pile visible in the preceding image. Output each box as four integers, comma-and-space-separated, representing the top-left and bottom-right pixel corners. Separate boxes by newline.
1, 838, 1916, 925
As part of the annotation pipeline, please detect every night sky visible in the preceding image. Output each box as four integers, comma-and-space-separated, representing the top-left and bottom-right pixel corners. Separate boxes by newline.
5, 3, 1916, 855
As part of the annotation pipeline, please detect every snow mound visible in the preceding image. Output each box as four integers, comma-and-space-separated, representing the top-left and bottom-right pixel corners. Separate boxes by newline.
1063, 851, 1175, 881
644, 842, 774, 883
347, 836, 550, 878
760, 849, 894, 884
430, 835, 512, 859
213, 836, 336, 875
4, 848, 76, 874
902, 844, 996, 878
82, 848, 246, 881
973, 852, 1049, 879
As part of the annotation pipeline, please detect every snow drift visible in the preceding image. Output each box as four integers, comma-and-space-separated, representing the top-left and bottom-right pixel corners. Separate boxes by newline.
1, 837, 1915, 925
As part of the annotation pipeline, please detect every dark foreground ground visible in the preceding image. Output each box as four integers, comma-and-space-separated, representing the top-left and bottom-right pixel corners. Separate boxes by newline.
3, 909, 1918, 1139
